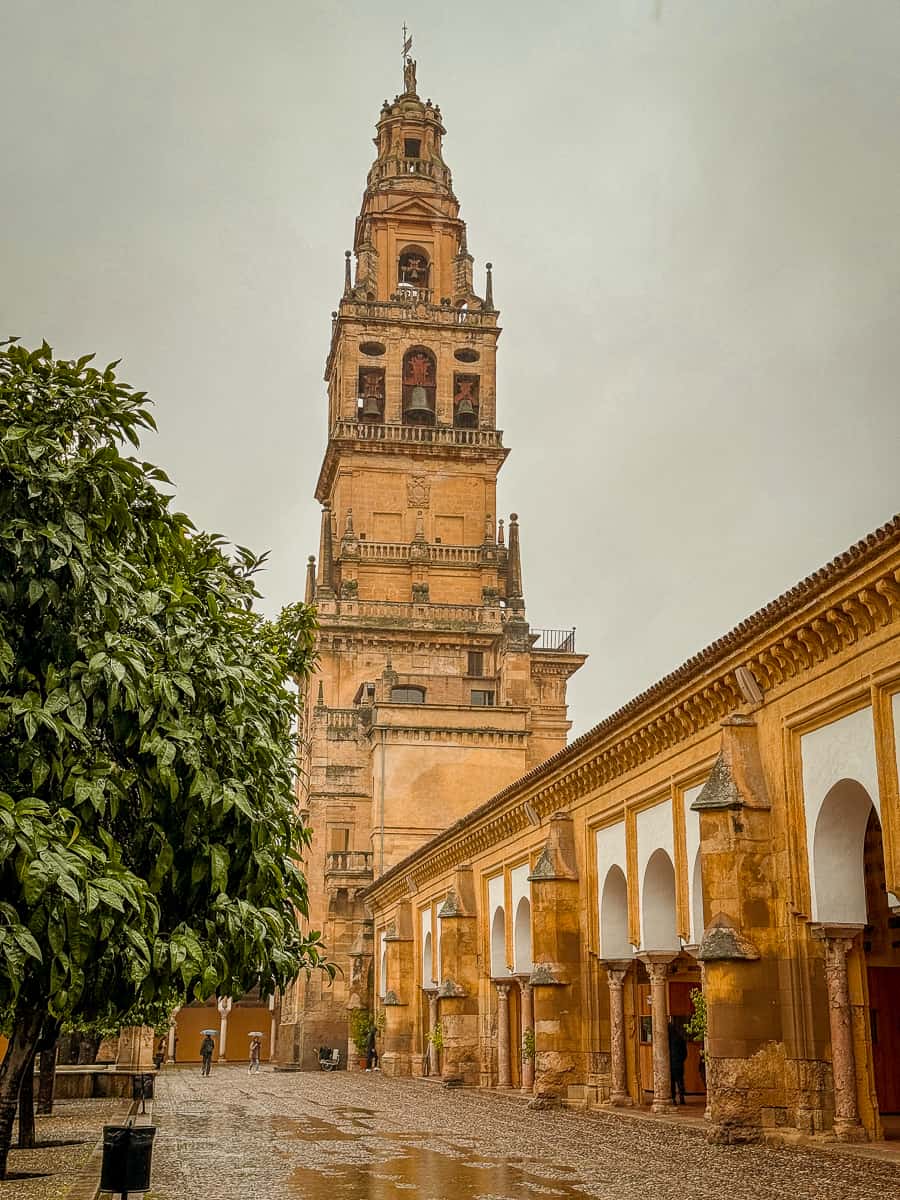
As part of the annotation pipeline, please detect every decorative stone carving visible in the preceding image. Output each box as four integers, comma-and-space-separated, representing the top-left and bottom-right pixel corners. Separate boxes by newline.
407, 476, 430, 509
809, 923, 867, 1141
600, 960, 633, 1106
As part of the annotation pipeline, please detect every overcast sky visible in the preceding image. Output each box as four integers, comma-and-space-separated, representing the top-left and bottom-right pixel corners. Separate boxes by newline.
3, 1, 899, 736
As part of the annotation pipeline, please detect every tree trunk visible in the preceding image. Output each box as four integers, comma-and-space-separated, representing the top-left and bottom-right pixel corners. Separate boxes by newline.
17, 1055, 35, 1149
37, 1041, 58, 1116
0, 1007, 44, 1179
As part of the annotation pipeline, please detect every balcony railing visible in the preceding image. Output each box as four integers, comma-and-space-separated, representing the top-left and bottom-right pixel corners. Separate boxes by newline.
325, 851, 374, 877
355, 541, 484, 565
329, 419, 504, 449
532, 627, 577, 652
338, 297, 497, 329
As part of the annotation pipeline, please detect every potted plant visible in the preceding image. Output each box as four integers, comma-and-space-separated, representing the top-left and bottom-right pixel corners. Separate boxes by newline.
349, 1009, 375, 1070
521, 1026, 535, 1062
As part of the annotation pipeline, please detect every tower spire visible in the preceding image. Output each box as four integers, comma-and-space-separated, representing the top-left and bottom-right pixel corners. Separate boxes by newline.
317, 502, 334, 595
506, 512, 523, 606
305, 555, 317, 604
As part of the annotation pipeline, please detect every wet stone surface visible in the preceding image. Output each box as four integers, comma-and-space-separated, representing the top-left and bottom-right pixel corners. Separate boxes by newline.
145, 1066, 899, 1200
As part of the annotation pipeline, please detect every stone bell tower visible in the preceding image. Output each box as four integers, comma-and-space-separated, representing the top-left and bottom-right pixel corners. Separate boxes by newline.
276, 48, 586, 1070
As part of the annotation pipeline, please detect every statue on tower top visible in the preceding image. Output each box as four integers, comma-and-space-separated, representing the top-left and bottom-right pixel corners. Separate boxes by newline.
404, 56, 417, 95
401, 24, 417, 94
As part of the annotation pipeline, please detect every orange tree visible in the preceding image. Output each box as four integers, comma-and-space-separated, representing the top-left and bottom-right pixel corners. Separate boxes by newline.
0, 340, 327, 1176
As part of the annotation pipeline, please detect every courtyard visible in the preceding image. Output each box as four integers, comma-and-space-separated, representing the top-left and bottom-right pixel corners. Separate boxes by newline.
141, 1066, 899, 1200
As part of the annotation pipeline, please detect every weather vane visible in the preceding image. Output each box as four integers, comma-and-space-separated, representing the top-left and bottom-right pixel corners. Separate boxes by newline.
401, 23, 416, 94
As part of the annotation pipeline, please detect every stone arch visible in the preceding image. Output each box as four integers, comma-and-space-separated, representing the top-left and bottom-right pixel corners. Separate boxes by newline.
490, 906, 506, 977
812, 778, 875, 924
641, 849, 678, 952
513, 897, 532, 973
423, 930, 433, 984
600, 865, 631, 959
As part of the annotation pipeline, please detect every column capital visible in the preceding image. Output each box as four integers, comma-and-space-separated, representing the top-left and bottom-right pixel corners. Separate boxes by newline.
515, 973, 533, 994
493, 979, 512, 998
809, 922, 865, 949
637, 951, 677, 981
599, 958, 633, 988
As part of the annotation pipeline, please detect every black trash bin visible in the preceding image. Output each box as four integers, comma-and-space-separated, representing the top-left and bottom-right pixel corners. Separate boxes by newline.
100, 1124, 156, 1194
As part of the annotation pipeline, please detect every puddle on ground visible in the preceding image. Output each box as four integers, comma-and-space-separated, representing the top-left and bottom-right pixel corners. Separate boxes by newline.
284, 1112, 600, 1200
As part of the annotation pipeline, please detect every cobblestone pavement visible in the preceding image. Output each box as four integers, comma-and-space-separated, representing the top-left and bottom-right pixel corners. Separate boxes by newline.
145, 1066, 899, 1200
3, 1098, 127, 1200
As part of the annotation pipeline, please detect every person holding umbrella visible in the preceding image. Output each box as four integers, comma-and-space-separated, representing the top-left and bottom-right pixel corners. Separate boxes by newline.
199, 1029, 217, 1076
248, 1033, 263, 1074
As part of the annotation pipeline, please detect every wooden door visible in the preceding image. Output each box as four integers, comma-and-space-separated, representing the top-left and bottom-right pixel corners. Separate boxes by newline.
869, 966, 900, 1113
668, 981, 706, 1096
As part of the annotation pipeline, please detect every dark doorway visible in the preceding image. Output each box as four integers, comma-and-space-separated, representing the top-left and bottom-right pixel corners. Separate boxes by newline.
863, 808, 900, 1128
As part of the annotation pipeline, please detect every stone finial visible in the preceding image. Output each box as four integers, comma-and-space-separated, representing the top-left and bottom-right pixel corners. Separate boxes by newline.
506, 512, 523, 604
691, 716, 771, 811
497, 518, 505, 546
528, 811, 579, 882
317, 502, 334, 594
697, 913, 761, 962
343, 250, 352, 297
315, 680, 325, 709
304, 555, 316, 605
484, 513, 495, 545
345, 508, 354, 535
484, 261, 494, 310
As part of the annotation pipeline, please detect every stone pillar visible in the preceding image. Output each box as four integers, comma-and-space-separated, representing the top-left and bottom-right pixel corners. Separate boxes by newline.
217, 997, 232, 1062
810, 923, 867, 1141
528, 812, 583, 1102
494, 981, 512, 1089
518, 977, 535, 1094
436, 867, 480, 1085
639, 954, 677, 1113
601, 960, 632, 1106
382, 911, 415, 1076
425, 989, 440, 1076
268, 995, 277, 1061
166, 1010, 180, 1064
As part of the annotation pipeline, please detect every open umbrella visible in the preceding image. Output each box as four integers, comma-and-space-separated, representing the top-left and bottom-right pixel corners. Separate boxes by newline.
247, 1031, 265, 1038
200, 1029, 218, 1035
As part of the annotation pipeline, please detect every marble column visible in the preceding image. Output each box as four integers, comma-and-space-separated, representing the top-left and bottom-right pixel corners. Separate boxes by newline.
426, 989, 440, 1077
601, 960, 632, 1106
217, 997, 232, 1062
518, 977, 535, 1094
639, 953, 677, 1113
811, 923, 867, 1141
495, 981, 512, 1089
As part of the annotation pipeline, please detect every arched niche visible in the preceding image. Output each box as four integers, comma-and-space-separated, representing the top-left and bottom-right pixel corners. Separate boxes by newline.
600, 864, 632, 959
641, 849, 678, 952
490, 907, 507, 977
813, 778, 875, 923
513, 897, 532, 973
422, 930, 433, 984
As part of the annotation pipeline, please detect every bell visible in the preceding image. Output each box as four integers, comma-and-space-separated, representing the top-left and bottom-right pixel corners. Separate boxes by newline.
455, 395, 476, 426
360, 394, 382, 419
404, 385, 433, 419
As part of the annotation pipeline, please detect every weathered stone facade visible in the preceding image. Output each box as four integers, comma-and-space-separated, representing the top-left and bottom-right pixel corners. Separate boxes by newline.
364, 517, 900, 1145
276, 58, 584, 1070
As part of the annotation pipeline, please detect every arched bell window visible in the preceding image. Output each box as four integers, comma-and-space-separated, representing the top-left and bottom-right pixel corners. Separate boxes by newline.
453, 374, 479, 428
402, 346, 436, 425
398, 245, 430, 295
357, 367, 385, 421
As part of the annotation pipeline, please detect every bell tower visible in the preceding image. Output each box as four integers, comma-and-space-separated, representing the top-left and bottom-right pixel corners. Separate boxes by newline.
277, 46, 586, 1071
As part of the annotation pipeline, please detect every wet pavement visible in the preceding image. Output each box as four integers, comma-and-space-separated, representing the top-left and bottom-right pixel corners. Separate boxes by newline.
145, 1066, 899, 1199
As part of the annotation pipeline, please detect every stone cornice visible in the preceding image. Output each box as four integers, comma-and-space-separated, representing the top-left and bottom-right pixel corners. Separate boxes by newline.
362, 516, 900, 910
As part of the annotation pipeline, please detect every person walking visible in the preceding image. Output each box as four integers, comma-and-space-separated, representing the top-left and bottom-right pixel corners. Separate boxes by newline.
668, 1018, 687, 1105
248, 1037, 261, 1074
200, 1033, 215, 1077
365, 1024, 379, 1072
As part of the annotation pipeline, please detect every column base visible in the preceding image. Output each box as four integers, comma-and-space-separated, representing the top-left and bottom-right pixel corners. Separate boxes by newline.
609, 1092, 633, 1107
833, 1119, 867, 1142
651, 1098, 677, 1114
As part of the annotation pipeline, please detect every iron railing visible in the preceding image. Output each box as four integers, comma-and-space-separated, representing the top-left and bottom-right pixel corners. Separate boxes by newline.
532, 628, 577, 652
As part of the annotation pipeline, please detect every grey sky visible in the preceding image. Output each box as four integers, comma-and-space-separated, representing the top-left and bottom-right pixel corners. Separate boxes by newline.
3, 1, 899, 736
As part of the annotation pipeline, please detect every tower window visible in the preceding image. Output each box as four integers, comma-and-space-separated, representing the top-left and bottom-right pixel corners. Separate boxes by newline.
391, 686, 426, 704
453, 374, 479, 428
470, 689, 495, 707
398, 247, 430, 291
402, 346, 436, 425
404, 138, 421, 159
467, 651, 484, 678
357, 367, 385, 421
